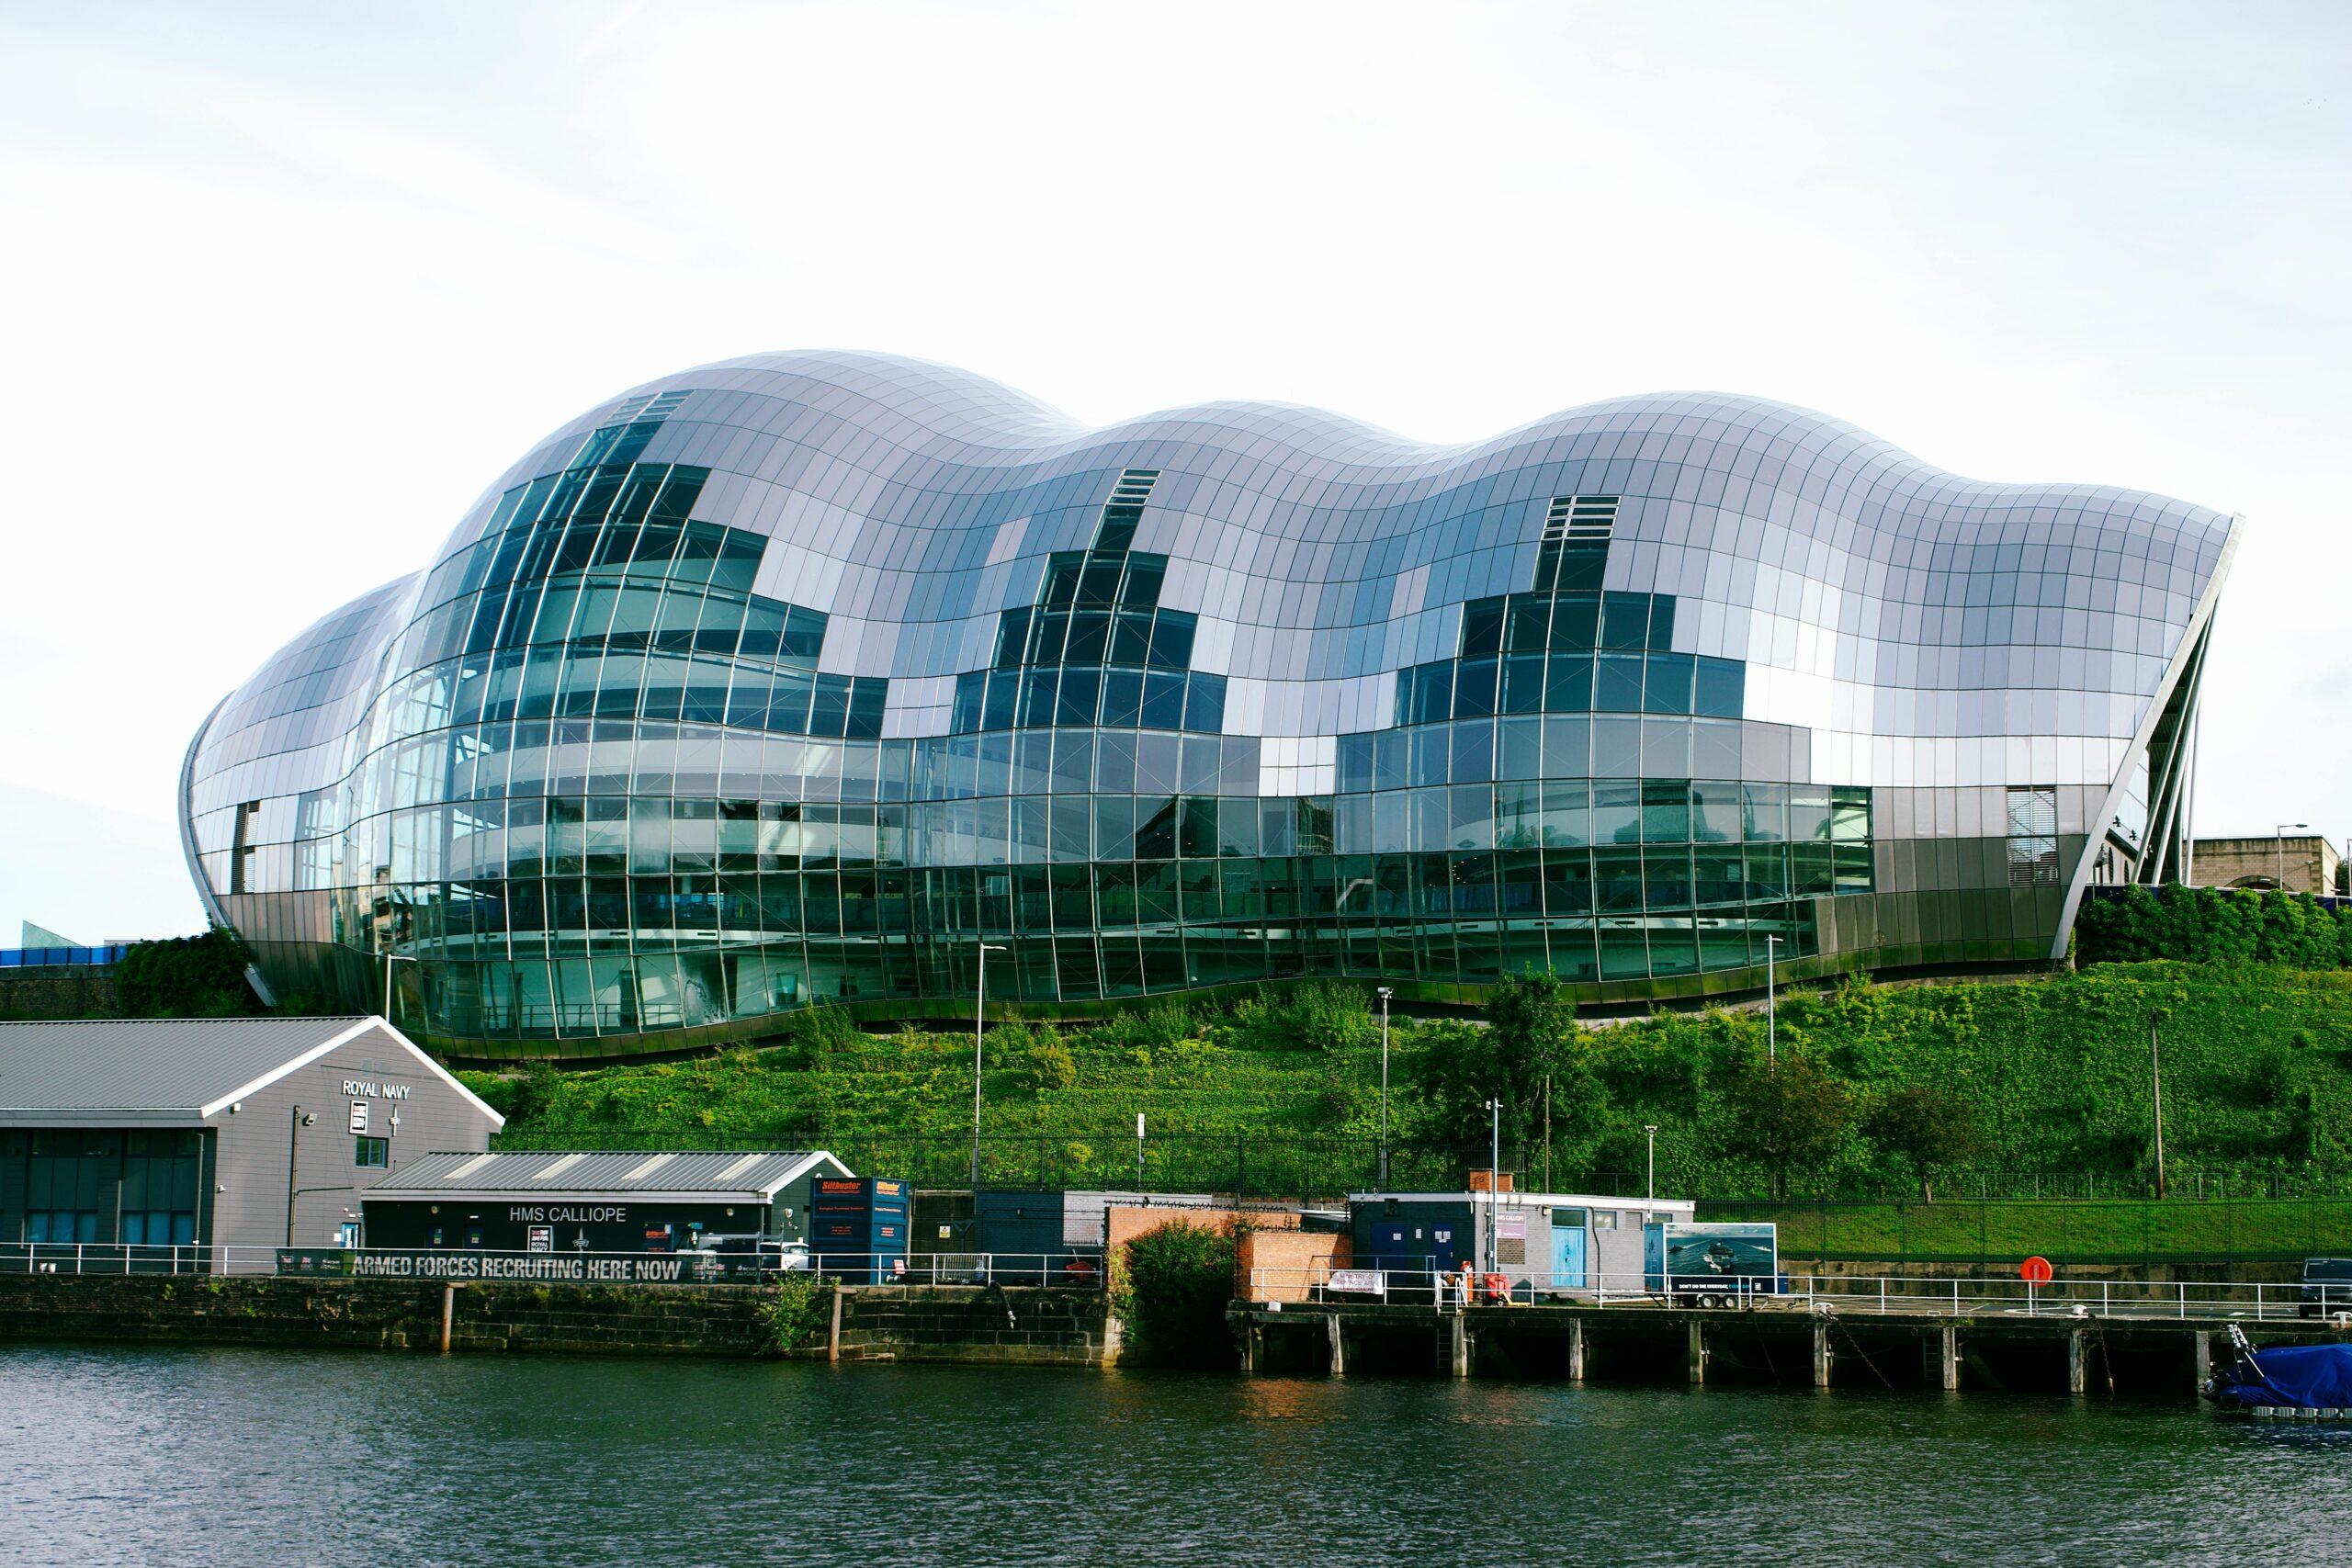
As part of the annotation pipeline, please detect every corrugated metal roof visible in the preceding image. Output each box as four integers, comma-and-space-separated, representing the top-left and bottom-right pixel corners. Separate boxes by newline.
366, 1148, 845, 1201
0, 1017, 379, 1119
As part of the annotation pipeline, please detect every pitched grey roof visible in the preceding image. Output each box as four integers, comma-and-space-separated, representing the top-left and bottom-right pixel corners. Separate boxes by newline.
0, 1017, 503, 1127
363, 1148, 849, 1202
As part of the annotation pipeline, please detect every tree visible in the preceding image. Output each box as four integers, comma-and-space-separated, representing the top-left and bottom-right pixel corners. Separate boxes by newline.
1863, 1084, 1984, 1203
1414, 971, 1611, 1180
1721, 1051, 1850, 1200
115, 926, 258, 1017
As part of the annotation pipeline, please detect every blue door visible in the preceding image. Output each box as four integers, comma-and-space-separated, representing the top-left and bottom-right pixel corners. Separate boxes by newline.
1552, 1223, 1587, 1290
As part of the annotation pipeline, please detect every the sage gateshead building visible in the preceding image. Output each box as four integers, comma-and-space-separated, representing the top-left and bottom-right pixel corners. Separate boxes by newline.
181, 354, 2235, 1060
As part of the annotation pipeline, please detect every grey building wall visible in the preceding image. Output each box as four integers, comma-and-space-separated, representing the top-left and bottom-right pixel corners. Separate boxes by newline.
209, 1022, 499, 1264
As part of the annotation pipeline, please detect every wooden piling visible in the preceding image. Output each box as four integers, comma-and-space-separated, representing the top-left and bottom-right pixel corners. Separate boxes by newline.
1687, 1321, 1706, 1385
1922, 1325, 1959, 1391
1812, 1321, 1834, 1388
1327, 1313, 1344, 1377
1566, 1317, 1587, 1383
2067, 1329, 2087, 1395
439, 1283, 454, 1353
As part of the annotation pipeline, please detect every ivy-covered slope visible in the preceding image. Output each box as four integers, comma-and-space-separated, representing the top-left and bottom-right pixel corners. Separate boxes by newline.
463, 963, 2352, 1197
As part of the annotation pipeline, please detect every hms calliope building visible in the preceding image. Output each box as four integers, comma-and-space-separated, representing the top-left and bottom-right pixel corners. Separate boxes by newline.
180, 353, 2235, 1060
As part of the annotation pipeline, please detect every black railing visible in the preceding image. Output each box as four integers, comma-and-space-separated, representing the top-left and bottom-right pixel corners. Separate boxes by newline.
487, 1124, 2352, 1203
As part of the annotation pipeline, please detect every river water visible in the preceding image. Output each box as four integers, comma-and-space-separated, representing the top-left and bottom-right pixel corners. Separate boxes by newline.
2, 1347, 2346, 1566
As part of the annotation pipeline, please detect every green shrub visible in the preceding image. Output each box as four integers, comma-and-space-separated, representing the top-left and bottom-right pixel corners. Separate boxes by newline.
2077, 883, 2352, 970
1226, 980, 1375, 1054
757, 1275, 829, 1354
1023, 1034, 1078, 1096
1113, 1220, 1238, 1367
116, 927, 257, 1017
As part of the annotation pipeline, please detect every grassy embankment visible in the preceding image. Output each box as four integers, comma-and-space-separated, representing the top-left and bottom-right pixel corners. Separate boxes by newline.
463, 962, 2352, 1262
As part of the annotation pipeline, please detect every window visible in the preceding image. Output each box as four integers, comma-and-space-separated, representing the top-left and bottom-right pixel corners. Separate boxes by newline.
2007, 785, 2060, 886
355, 1135, 390, 1168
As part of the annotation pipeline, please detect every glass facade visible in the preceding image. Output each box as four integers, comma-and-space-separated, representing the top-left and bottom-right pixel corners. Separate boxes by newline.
181, 354, 2237, 1057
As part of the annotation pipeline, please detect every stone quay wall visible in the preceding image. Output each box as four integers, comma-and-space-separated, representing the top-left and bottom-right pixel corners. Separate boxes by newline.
0, 1275, 1113, 1364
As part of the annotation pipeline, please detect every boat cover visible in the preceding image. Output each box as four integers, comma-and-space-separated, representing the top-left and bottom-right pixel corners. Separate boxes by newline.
2213, 1342, 2352, 1409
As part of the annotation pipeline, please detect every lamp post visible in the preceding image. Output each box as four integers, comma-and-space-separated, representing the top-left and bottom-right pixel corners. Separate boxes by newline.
972, 941, 1006, 1189
1485, 1097, 1502, 1278
1376, 987, 1394, 1189
285, 1106, 316, 1245
2278, 822, 2308, 894
1764, 934, 1781, 1071
1645, 1123, 1659, 1204
2150, 1011, 2167, 1200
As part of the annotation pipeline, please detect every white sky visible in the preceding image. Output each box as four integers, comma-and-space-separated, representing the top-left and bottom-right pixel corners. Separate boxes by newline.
2, 1, 2346, 942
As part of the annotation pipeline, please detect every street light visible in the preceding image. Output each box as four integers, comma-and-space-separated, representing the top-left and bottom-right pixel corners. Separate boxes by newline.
1644, 1123, 1659, 1204
1376, 987, 1394, 1189
1763, 934, 1781, 1071
972, 941, 1007, 1188
2278, 823, 2309, 894
1485, 1098, 1502, 1280
2150, 1010, 2167, 1200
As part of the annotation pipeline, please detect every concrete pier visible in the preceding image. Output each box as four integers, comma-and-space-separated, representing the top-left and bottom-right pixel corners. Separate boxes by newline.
1228, 1297, 2349, 1399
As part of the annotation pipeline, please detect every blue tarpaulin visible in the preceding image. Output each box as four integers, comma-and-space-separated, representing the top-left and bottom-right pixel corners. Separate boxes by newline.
2213, 1343, 2352, 1410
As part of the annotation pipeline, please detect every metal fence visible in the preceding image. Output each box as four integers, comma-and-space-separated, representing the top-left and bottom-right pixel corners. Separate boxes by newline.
487, 1124, 2352, 1204
1, 1241, 1108, 1288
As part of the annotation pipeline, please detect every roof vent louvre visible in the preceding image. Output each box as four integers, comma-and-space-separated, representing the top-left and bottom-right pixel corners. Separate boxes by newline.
1534, 494, 1619, 591
1092, 468, 1159, 552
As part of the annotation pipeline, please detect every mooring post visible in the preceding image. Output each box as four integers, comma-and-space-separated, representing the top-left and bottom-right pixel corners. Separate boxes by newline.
828, 1286, 845, 1363
2067, 1328, 2087, 1396
1921, 1325, 1958, 1391
1687, 1321, 1706, 1385
1812, 1321, 1834, 1388
1241, 1320, 1260, 1375
1327, 1313, 1345, 1377
2193, 1329, 2211, 1395
1448, 1314, 1471, 1379
439, 1282, 455, 1354
1566, 1317, 1587, 1383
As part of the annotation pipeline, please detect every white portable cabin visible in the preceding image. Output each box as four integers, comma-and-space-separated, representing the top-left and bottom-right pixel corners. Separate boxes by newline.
1351, 1189, 1698, 1294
